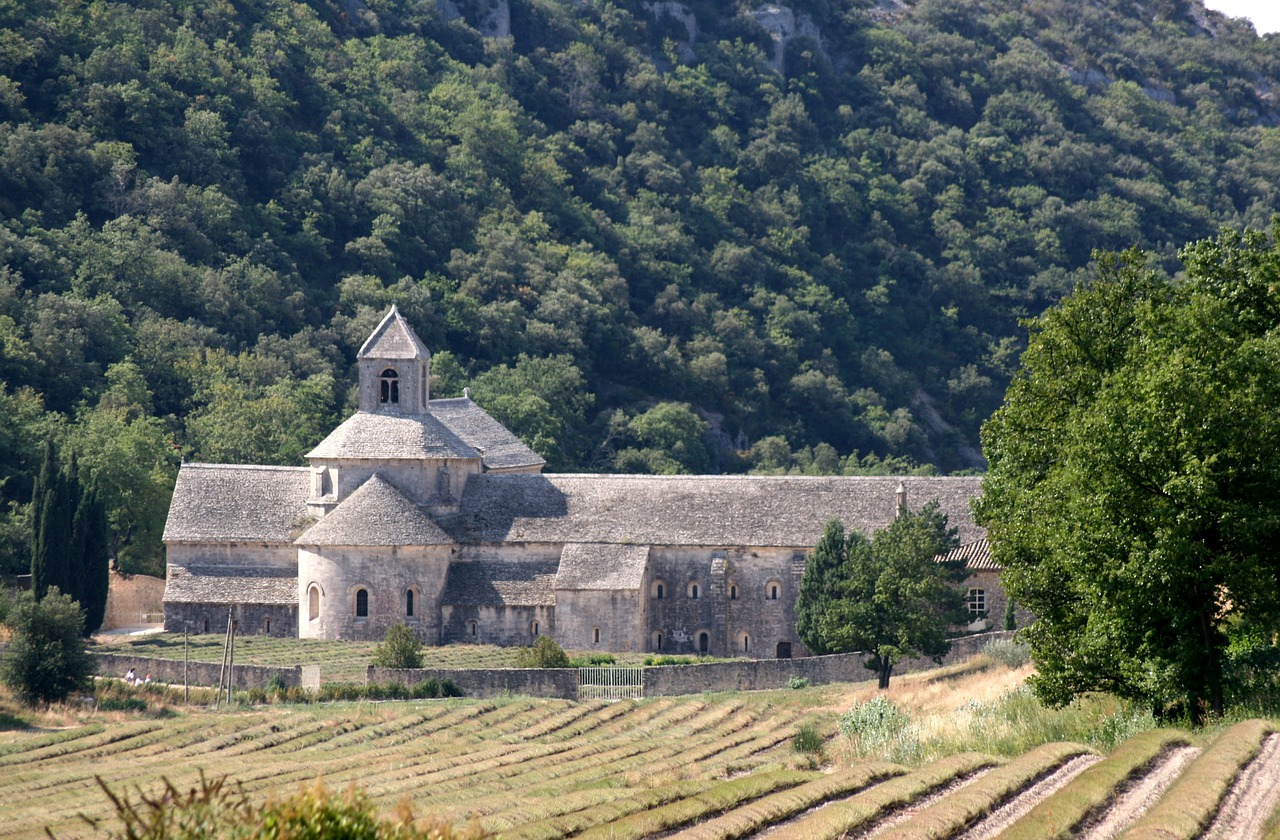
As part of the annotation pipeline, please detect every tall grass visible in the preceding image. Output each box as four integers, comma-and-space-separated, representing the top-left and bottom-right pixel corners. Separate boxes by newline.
837, 686, 1156, 765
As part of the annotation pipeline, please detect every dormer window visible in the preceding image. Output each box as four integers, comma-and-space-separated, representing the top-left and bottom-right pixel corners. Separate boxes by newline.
379, 368, 400, 404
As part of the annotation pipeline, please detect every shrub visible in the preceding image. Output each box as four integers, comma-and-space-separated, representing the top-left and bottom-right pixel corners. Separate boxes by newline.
266, 673, 289, 696
839, 696, 922, 763
410, 678, 461, 699
982, 637, 1031, 668
0, 588, 94, 706
792, 724, 824, 755
88, 774, 495, 839
787, 676, 810, 689
643, 655, 697, 666
568, 653, 616, 667
514, 636, 570, 668
371, 623, 423, 670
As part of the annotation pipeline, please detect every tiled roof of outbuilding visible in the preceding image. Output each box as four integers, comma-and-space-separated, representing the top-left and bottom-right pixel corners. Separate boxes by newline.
163, 464, 311, 543
942, 538, 999, 571
555, 543, 649, 590
306, 411, 478, 460
442, 560, 558, 606
295, 475, 452, 546
450, 474, 984, 547
164, 565, 297, 605
358, 305, 430, 360
428, 397, 546, 471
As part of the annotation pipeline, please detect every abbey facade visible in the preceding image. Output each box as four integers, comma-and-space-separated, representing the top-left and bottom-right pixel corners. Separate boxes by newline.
162, 307, 1000, 658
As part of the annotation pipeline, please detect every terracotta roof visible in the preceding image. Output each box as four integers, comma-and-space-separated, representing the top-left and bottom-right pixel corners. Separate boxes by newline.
943, 538, 999, 571
163, 464, 311, 543
428, 397, 545, 471
164, 565, 297, 605
555, 543, 650, 590
449, 475, 984, 547
306, 411, 478, 460
358, 305, 430, 360
442, 560, 558, 606
295, 475, 452, 546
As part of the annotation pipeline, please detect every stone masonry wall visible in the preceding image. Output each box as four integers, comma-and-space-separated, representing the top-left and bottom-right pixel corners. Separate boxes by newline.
93, 652, 301, 689
368, 665, 578, 699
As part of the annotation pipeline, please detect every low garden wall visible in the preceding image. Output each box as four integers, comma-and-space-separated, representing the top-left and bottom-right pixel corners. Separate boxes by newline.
93, 652, 302, 690
368, 666, 579, 699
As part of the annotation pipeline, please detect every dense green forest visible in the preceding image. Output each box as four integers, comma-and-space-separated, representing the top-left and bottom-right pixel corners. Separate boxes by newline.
0, 0, 1278, 575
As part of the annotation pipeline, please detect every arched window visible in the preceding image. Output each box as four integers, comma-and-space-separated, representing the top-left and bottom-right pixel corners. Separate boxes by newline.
652, 579, 666, 600
263, 617, 271, 634
766, 580, 782, 601
730, 584, 738, 600
698, 632, 710, 654
688, 582, 700, 600
406, 589, 415, 617
308, 586, 320, 621
652, 631, 663, 651
379, 368, 400, 404
741, 634, 750, 653
593, 627, 600, 644
355, 588, 369, 618
531, 620, 540, 637
202, 616, 209, 633
967, 588, 986, 618
468, 620, 478, 638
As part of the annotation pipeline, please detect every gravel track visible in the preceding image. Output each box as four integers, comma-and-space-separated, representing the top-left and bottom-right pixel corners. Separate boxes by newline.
1202, 733, 1280, 840
1079, 744, 1200, 840
851, 767, 995, 839
954, 753, 1100, 840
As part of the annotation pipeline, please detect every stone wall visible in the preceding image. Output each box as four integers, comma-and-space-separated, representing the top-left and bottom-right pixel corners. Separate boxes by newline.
368, 665, 578, 699
644, 631, 1015, 696
93, 652, 301, 689
102, 572, 166, 630
165, 602, 298, 637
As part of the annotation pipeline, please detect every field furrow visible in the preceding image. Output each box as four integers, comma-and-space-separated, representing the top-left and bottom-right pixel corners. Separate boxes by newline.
1203, 733, 1280, 840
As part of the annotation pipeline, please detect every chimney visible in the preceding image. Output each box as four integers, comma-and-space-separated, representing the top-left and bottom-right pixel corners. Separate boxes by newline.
895, 481, 907, 518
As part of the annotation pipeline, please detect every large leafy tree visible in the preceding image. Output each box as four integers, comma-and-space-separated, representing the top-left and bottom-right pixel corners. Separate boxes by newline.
798, 503, 965, 687
0, 587, 93, 705
976, 233, 1280, 723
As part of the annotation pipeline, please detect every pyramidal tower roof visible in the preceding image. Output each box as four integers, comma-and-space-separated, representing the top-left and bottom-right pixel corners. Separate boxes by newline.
358, 305, 431, 360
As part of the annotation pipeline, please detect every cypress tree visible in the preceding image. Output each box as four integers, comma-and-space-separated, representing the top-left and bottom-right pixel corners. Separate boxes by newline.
30, 442, 74, 600
796, 518, 847, 655
76, 488, 110, 635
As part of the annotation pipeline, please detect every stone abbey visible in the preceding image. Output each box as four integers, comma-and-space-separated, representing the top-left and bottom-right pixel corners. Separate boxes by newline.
162, 307, 999, 657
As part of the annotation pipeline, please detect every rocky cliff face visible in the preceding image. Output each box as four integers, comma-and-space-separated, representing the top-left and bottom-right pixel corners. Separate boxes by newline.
438, 0, 511, 38
748, 4, 824, 74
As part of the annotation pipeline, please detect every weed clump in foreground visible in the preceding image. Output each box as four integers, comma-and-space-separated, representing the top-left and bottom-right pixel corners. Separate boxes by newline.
86, 773, 493, 839
839, 696, 922, 763
981, 637, 1031, 668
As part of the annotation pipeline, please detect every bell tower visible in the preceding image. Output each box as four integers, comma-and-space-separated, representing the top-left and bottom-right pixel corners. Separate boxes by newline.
356, 305, 431, 415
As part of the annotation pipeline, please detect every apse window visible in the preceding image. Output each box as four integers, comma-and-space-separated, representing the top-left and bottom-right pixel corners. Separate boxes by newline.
355, 588, 369, 618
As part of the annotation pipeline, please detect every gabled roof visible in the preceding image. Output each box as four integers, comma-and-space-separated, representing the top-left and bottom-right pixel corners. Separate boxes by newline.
358, 305, 431, 360
164, 565, 297, 605
296, 475, 452, 546
428, 397, 545, 471
942, 538, 999, 571
555, 543, 649, 590
450, 474, 985, 548
306, 411, 479, 461
163, 464, 311, 543
442, 560, 558, 606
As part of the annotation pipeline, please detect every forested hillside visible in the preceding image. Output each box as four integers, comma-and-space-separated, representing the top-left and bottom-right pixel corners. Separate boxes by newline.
1, 0, 1278, 575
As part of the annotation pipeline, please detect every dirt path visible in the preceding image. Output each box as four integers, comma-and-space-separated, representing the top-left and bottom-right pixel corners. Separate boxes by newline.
1202, 733, 1280, 840
955, 753, 1100, 840
1079, 745, 1200, 840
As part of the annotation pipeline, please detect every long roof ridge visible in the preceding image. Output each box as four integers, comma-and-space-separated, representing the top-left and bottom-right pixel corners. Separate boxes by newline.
181, 462, 311, 472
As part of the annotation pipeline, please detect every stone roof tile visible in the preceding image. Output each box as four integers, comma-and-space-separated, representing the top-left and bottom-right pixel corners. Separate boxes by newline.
163, 464, 311, 543
296, 475, 452, 546
306, 411, 478, 461
358, 305, 430, 360
555, 543, 649, 590
442, 560, 558, 606
164, 565, 297, 605
450, 474, 984, 547
428, 397, 545, 471
943, 538, 999, 571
